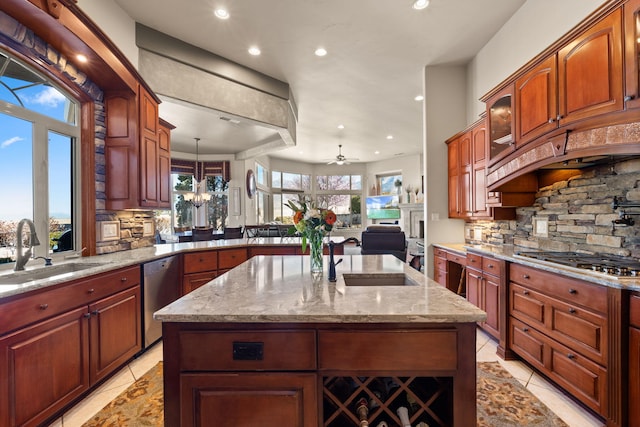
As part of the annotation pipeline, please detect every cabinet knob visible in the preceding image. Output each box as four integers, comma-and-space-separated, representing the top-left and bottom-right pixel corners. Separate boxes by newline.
567, 353, 576, 360
487, 264, 494, 269
120, 277, 128, 282
39, 303, 48, 310
556, 115, 562, 121
568, 288, 577, 294
548, 118, 555, 124
523, 290, 530, 296
624, 95, 635, 102
569, 308, 576, 314
523, 327, 529, 332
523, 274, 530, 279
83, 313, 91, 319
87, 288, 95, 294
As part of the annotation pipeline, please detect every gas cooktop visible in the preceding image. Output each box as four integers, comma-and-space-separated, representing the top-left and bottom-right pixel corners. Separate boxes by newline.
516, 251, 640, 278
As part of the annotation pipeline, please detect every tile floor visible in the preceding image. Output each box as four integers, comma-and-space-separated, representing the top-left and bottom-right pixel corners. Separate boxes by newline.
48, 330, 604, 427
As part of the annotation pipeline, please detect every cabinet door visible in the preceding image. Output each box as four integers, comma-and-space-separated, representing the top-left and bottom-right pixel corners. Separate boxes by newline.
459, 131, 472, 218
183, 271, 218, 294
466, 269, 482, 309
515, 55, 558, 146
471, 123, 489, 218
180, 373, 318, 427
139, 86, 160, 208
558, 9, 623, 126
0, 307, 89, 427
447, 137, 461, 218
486, 84, 515, 166
89, 286, 141, 384
483, 274, 500, 339
157, 122, 172, 207
630, 326, 640, 426
625, 0, 640, 109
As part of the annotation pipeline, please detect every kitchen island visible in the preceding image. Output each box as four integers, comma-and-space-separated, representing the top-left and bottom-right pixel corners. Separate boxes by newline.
155, 254, 486, 427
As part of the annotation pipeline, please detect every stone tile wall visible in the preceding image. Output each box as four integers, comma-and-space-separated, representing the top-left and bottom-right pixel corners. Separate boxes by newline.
466, 158, 640, 258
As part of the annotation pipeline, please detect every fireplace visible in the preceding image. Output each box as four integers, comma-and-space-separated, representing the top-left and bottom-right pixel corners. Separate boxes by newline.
399, 203, 424, 238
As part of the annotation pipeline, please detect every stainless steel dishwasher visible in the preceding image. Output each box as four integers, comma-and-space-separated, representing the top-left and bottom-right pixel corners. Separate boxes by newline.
142, 255, 180, 349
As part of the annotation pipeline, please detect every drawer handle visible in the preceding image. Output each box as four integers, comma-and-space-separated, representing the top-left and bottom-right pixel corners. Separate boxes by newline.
522, 327, 529, 332
523, 274, 530, 279
83, 313, 91, 319
567, 353, 576, 360
87, 288, 95, 294
39, 303, 49, 310
523, 290, 530, 296
487, 264, 494, 269
121, 277, 128, 282
568, 288, 577, 295
569, 308, 576, 314
92, 310, 99, 316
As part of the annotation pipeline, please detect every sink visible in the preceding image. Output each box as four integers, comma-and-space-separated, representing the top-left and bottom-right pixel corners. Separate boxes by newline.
342, 273, 419, 286
0, 262, 106, 285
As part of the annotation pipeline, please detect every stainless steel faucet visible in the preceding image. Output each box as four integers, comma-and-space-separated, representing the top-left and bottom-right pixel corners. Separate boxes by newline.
328, 237, 360, 282
14, 218, 41, 271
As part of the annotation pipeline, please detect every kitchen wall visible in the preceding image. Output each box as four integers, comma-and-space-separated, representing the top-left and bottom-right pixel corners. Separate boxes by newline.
465, 158, 640, 258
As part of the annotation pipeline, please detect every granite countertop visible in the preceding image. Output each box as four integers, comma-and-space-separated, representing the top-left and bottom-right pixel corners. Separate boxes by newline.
433, 242, 640, 292
154, 254, 487, 324
0, 237, 330, 299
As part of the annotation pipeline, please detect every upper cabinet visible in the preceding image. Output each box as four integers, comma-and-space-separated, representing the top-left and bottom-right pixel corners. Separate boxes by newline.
104, 86, 171, 210
624, 0, 640, 109
487, 85, 515, 166
557, 8, 624, 125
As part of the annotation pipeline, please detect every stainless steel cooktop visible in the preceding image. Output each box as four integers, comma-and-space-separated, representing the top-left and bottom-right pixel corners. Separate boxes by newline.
516, 251, 640, 278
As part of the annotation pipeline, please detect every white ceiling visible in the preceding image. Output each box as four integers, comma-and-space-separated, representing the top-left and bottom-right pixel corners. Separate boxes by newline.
114, 0, 526, 164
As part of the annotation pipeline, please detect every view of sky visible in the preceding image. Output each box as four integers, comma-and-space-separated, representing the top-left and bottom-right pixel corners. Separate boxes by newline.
0, 79, 73, 222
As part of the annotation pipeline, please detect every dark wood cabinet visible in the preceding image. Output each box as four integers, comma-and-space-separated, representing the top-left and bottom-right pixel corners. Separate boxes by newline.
625, 0, 640, 109
0, 266, 141, 427
630, 293, 640, 427
432, 247, 465, 294
465, 252, 503, 341
508, 263, 614, 418
470, 121, 490, 218
557, 9, 624, 126
486, 84, 515, 166
446, 129, 472, 219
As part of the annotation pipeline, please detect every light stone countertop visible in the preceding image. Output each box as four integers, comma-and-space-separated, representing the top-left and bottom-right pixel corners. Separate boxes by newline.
433, 242, 640, 292
0, 237, 327, 299
154, 254, 487, 324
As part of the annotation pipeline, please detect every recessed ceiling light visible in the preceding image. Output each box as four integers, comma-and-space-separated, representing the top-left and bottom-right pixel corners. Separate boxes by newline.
214, 8, 229, 19
414, 95, 424, 101
248, 46, 261, 56
76, 54, 87, 63
413, 0, 430, 10
315, 47, 327, 57
386, 135, 394, 140
337, 124, 345, 129
374, 151, 380, 155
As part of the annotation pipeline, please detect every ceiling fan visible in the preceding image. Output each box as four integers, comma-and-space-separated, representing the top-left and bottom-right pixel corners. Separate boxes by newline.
325, 144, 359, 165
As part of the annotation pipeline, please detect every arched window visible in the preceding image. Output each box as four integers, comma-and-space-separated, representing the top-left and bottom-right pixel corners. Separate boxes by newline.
0, 51, 81, 262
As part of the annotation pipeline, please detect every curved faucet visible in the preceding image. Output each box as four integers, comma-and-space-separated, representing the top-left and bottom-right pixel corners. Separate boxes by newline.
14, 218, 41, 271
328, 237, 360, 282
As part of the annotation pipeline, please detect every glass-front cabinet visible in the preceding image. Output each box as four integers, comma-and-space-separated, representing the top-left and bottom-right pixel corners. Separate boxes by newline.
486, 84, 515, 166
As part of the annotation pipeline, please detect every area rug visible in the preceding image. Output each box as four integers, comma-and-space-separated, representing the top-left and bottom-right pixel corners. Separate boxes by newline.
83, 361, 567, 426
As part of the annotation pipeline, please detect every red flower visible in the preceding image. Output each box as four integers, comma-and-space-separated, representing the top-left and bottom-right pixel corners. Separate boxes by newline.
324, 210, 336, 225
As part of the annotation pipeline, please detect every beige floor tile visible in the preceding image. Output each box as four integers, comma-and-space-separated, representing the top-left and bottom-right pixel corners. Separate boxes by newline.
475, 337, 499, 362
130, 342, 163, 379
47, 418, 62, 427
497, 358, 534, 384
526, 381, 604, 427
61, 381, 131, 427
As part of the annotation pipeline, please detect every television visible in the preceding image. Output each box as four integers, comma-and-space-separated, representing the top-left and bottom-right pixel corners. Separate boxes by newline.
365, 195, 401, 220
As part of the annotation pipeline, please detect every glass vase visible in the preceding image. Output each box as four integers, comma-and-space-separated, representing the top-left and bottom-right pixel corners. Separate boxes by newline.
308, 231, 324, 275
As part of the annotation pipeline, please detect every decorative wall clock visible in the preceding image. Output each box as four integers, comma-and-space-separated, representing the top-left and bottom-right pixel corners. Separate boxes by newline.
246, 169, 257, 198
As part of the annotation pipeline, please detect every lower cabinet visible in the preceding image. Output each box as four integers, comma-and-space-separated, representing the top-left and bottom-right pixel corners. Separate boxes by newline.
630, 293, 640, 427
465, 252, 503, 341
0, 266, 141, 427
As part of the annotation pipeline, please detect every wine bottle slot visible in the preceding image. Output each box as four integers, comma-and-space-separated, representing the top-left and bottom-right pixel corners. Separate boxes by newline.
356, 397, 369, 427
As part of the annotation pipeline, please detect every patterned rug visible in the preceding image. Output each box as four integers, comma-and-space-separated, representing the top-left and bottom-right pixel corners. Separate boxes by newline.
83, 361, 567, 426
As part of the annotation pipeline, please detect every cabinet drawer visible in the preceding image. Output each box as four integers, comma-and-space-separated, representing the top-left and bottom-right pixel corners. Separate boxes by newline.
218, 248, 248, 270
433, 248, 447, 258
631, 293, 640, 328
466, 252, 482, 270
183, 251, 217, 274
182, 271, 218, 294
510, 316, 546, 367
510, 283, 546, 324
482, 256, 502, 277
435, 256, 447, 271
179, 330, 316, 371
446, 251, 466, 265
509, 263, 606, 313
318, 330, 457, 371
0, 266, 139, 335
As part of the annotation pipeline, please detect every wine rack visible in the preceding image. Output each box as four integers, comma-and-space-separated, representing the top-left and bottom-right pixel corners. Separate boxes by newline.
323, 375, 453, 427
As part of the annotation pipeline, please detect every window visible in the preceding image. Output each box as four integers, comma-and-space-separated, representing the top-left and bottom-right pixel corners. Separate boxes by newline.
205, 175, 228, 230
171, 174, 194, 230
0, 51, 80, 262
169, 173, 229, 231
272, 171, 311, 223
315, 174, 362, 229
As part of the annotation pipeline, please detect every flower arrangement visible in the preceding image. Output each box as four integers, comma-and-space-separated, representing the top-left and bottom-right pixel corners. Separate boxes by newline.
286, 198, 336, 252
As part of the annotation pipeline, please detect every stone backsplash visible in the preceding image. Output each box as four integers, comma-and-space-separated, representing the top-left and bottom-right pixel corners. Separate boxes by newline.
466, 158, 640, 258
96, 211, 156, 254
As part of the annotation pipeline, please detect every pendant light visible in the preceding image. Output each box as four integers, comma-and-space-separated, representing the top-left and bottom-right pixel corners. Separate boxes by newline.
183, 137, 211, 208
